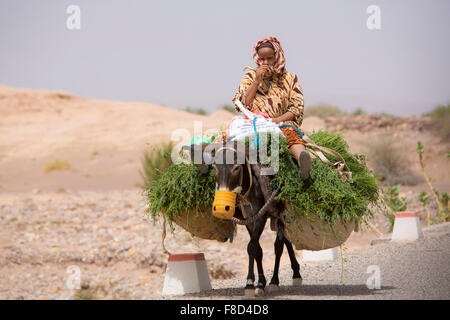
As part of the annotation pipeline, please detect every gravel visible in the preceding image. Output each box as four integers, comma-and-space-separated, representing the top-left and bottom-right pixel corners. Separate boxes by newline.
169, 222, 450, 300
1, 189, 448, 300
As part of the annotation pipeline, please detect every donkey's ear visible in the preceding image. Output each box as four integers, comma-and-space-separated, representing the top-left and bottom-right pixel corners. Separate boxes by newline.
197, 164, 209, 174
182, 143, 212, 174
203, 143, 223, 158
182, 143, 222, 160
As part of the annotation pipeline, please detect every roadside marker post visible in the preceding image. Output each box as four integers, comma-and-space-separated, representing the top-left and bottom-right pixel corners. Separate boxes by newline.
162, 253, 212, 295
391, 212, 423, 241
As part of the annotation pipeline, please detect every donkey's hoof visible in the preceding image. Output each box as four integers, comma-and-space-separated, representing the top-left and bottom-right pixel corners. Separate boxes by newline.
244, 289, 255, 297
292, 278, 303, 286
267, 284, 279, 294
255, 288, 265, 297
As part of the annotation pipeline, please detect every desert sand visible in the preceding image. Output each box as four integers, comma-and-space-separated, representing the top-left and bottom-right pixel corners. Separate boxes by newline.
0, 85, 328, 192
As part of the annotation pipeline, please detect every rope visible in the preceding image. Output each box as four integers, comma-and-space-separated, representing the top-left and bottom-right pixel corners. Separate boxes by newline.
277, 121, 352, 183
238, 159, 253, 206
362, 216, 384, 237
161, 216, 171, 256
277, 123, 352, 183
231, 188, 280, 225
278, 124, 304, 138
214, 220, 234, 243
252, 117, 260, 147
301, 135, 353, 183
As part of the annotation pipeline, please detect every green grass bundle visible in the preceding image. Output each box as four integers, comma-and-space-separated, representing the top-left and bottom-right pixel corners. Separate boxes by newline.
144, 161, 236, 241
146, 163, 216, 228
267, 130, 379, 225
144, 130, 379, 241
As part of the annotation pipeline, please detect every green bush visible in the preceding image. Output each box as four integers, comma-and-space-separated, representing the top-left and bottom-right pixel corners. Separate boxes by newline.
351, 107, 366, 116
417, 141, 450, 223
221, 104, 238, 114
381, 185, 409, 232
139, 141, 174, 189
184, 106, 208, 115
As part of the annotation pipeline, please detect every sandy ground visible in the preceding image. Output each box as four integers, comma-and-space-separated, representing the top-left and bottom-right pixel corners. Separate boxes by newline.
0, 85, 449, 299
0, 85, 330, 192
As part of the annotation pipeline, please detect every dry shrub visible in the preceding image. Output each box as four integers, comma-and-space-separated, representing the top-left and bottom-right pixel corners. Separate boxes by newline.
365, 133, 422, 186
208, 262, 236, 280
304, 104, 345, 119
73, 280, 132, 300
423, 103, 450, 143
73, 281, 101, 300
43, 160, 72, 173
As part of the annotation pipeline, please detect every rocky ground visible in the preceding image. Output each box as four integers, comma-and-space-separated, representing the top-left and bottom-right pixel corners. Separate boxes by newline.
324, 114, 430, 133
0, 188, 259, 300
0, 187, 446, 300
180, 222, 450, 300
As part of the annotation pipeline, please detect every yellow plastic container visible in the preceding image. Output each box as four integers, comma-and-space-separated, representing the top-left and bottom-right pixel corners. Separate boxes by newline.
212, 190, 236, 220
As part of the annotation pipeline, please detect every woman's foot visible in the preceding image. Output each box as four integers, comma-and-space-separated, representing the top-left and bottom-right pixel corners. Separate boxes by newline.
298, 150, 312, 180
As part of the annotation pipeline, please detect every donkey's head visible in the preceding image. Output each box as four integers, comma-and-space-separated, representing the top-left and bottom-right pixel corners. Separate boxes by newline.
184, 141, 253, 220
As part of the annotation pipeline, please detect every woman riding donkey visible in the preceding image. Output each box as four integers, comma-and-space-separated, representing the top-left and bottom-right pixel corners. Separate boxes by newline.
216, 36, 312, 180
209, 37, 312, 296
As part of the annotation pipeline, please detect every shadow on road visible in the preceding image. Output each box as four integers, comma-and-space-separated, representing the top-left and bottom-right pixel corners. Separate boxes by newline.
184, 284, 396, 299
269, 284, 396, 297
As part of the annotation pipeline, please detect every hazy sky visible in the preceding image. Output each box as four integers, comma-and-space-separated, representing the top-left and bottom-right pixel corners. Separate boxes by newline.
1, 0, 449, 116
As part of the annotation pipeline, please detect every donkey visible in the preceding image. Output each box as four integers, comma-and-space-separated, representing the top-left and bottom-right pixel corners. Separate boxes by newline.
186, 140, 302, 297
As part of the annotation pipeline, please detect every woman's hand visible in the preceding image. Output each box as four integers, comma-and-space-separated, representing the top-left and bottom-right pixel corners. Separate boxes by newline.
244, 65, 274, 106
272, 117, 282, 124
255, 65, 272, 82
272, 112, 295, 124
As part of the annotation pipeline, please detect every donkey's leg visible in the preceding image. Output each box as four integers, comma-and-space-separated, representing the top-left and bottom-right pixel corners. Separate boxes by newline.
244, 229, 256, 297
244, 222, 261, 297
245, 218, 267, 297
254, 216, 268, 296
254, 239, 266, 296
283, 236, 302, 286
267, 232, 284, 293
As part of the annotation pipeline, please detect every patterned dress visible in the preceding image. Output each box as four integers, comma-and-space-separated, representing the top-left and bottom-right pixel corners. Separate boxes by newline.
214, 36, 306, 148
215, 69, 305, 148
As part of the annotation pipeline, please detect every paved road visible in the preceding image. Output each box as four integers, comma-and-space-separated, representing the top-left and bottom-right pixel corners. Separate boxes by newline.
171, 222, 450, 300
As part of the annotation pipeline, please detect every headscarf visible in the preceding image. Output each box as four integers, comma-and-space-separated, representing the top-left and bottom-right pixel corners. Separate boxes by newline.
247, 37, 286, 75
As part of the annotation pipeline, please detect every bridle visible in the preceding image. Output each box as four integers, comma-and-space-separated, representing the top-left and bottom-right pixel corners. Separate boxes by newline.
214, 145, 279, 226
215, 146, 253, 203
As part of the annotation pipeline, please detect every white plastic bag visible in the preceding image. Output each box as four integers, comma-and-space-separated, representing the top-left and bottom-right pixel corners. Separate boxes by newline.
227, 100, 282, 141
